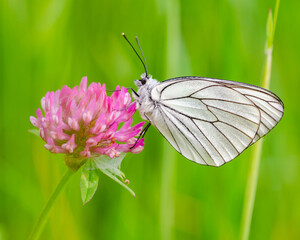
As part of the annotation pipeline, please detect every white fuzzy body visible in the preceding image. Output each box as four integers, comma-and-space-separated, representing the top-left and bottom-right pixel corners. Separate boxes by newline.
133, 75, 159, 120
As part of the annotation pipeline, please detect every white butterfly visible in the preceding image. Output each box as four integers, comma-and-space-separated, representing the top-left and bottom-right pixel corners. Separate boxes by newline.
123, 34, 284, 167
132, 74, 284, 167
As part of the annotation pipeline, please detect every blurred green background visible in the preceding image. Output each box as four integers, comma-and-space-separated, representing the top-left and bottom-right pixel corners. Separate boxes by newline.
0, 0, 299, 239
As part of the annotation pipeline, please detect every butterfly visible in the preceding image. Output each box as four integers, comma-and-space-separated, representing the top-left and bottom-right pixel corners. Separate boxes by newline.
122, 33, 284, 167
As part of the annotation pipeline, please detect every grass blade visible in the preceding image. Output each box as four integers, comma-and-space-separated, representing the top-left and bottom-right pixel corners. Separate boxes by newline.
239, 1, 280, 239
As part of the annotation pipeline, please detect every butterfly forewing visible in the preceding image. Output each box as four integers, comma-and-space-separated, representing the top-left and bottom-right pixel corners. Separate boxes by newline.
149, 77, 284, 167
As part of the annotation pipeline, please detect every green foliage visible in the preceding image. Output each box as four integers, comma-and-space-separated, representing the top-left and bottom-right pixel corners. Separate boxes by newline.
0, 0, 299, 240
94, 154, 136, 197
28, 129, 40, 137
80, 160, 99, 205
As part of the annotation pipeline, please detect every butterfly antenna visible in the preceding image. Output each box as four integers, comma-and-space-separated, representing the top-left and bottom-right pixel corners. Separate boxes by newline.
135, 36, 148, 77
122, 33, 148, 77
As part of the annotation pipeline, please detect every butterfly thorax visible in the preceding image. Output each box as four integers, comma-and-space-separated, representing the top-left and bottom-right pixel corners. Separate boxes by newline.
133, 74, 159, 120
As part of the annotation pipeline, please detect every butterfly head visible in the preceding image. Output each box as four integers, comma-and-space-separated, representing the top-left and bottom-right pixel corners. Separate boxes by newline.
134, 73, 152, 87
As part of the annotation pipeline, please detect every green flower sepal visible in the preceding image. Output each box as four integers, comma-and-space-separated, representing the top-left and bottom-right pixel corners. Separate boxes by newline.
80, 154, 135, 205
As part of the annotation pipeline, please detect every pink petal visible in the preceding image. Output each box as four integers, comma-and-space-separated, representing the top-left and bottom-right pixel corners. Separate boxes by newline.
89, 113, 106, 134
80, 146, 91, 158
68, 117, 80, 131
30, 116, 39, 128
62, 134, 77, 153
79, 77, 87, 91
36, 108, 43, 119
86, 133, 105, 147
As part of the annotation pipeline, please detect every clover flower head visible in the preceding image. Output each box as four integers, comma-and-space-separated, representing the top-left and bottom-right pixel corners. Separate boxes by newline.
30, 77, 144, 169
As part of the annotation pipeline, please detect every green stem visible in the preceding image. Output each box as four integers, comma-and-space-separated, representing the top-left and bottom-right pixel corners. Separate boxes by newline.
240, 1, 280, 239
240, 141, 263, 240
28, 168, 75, 240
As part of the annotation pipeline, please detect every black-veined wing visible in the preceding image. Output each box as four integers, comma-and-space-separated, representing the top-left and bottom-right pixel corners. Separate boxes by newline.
148, 77, 284, 167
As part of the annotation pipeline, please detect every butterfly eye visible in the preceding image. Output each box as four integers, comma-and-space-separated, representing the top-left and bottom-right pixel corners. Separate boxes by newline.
140, 79, 147, 85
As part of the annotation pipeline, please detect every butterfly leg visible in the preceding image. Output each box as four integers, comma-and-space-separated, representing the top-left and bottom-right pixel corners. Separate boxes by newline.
130, 122, 151, 149
140, 113, 153, 138
106, 87, 139, 97
126, 87, 139, 97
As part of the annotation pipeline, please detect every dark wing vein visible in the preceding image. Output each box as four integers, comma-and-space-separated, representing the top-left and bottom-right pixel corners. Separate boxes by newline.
192, 97, 255, 107
160, 101, 217, 123
157, 107, 182, 154
190, 119, 226, 164
159, 107, 208, 165
205, 104, 259, 126
188, 85, 218, 97
207, 107, 253, 139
